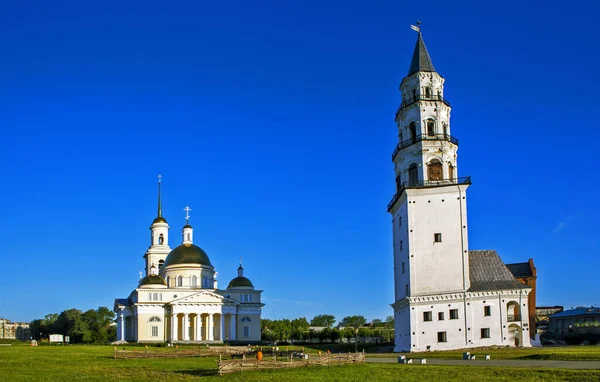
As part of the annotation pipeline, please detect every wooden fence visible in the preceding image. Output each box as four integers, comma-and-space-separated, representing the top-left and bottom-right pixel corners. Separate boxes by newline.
113, 345, 250, 359
217, 351, 366, 375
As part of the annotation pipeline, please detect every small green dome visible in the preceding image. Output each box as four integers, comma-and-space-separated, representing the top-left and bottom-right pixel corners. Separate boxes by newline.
227, 276, 254, 289
152, 216, 167, 224
163, 244, 213, 267
139, 274, 167, 286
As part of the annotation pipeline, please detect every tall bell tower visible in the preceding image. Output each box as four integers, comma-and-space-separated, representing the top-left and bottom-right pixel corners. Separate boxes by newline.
143, 175, 171, 275
389, 27, 472, 351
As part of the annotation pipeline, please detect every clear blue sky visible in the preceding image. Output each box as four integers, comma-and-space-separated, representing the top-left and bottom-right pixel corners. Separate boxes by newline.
1, 0, 599, 323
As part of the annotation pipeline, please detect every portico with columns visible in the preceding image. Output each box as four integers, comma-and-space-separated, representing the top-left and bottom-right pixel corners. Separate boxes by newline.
114, 177, 264, 344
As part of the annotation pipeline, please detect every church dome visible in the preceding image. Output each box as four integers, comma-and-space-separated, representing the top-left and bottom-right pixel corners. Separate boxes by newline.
152, 216, 167, 224
162, 244, 213, 268
227, 276, 254, 289
139, 274, 167, 287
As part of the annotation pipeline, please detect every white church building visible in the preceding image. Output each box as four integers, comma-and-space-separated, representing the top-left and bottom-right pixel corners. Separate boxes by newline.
388, 29, 531, 352
114, 178, 263, 343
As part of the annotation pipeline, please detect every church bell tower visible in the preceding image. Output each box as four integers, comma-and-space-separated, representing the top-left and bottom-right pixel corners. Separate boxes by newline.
389, 27, 472, 351
143, 175, 171, 275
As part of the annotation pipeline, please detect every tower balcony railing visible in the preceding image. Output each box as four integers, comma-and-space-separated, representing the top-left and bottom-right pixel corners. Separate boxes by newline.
395, 94, 451, 118
387, 176, 472, 211
392, 134, 459, 161
507, 314, 522, 322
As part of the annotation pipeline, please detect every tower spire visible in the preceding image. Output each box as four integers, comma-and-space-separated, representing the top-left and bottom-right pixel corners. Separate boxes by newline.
407, 22, 436, 76
157, 174, 163, 218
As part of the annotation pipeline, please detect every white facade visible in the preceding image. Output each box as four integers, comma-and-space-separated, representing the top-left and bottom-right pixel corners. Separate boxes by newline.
389, 32, 531, 352
114, 180, 264, 343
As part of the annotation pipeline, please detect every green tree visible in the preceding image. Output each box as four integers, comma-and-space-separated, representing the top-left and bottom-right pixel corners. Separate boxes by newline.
371, 318, 383, 327
310, 314, 336, 328
339, 315, 367, 329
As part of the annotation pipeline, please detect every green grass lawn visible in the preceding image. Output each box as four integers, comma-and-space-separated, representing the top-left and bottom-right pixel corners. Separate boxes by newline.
0, 345, 599, 381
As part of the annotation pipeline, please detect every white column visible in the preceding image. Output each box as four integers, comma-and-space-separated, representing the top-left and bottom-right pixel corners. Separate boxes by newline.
118, 313, 125, 341
208, 314, 214, 341
170, 313, 177, 342
194, 314, 201, 341
230, 314, 237, 341
219, 314, 225, 341
182, 313, 189, 341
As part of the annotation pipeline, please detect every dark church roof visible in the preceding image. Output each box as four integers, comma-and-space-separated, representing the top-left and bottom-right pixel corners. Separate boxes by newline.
407, 33, 436, 76
505, 262, 534, 278
468, 250, 528, 292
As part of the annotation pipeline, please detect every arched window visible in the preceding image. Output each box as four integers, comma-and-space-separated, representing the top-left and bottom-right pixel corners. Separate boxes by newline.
165, 276, 170, 287
158, 234, 164, 245
412, 88, 417, 99
186, 233, 191, 241
177, 276, 183, 287
399, 132, 403, 142
191, 275, 197, 288
428, 159, 443, 181
425, 87, 431, 97
395, 173, 402, 190
158, 259, 164, 269
426, 119, 435, 136
148, 316, 162, 322
203, 275, 209, 288
443, 123, 447, 137
448, 163, 454, 180
408, 164, 418, 186
409, 122, 417, 143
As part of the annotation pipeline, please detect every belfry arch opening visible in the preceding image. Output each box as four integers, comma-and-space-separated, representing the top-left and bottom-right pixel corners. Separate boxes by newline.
158, 234, 164, 245
408, 163, 418, 186
427, 159, 443, 181
426, 119, 435, 136
409, 123, 417, 143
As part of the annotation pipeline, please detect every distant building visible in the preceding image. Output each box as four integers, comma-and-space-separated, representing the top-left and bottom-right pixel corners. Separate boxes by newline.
548, 307, 600, 341
0, 318, 31, 340
536, 306, 563, 334
506, 259, 537, 336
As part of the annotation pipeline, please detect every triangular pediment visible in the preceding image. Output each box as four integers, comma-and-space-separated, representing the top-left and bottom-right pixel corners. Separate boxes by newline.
168, 290, 238, 305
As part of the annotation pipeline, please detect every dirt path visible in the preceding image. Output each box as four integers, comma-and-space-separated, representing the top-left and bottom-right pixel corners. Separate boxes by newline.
366, 357, 600, 369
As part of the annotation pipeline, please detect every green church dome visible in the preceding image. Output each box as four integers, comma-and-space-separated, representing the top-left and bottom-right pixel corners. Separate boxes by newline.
227, 276, 254, 289
139, 274, 167, 286
162, 244, 213, 268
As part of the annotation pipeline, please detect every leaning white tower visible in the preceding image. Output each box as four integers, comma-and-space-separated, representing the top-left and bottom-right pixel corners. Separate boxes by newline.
389, 28, 472, 352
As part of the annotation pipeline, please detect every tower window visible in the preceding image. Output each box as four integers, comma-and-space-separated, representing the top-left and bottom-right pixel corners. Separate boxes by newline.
151, 326, 159, 337
438, 312, 445, 320
158, 234, 164, 245
166, 276, 170, 287
398, 216, 402, 228
409, 122, 417, 142
437, 331, 447, 343
405, 284, 409, 295
449, 309, 459, 320
402, 262, 405, 274
423, 311, 433, 322
395, 175, 401, 191
412, 88, 417, 99
425, 87, 432, 97
243, 326, 250, 337
177, 276, 183, 287
187, 233, 191, 241
449, 164, 455, 180
191, 275, 197, 288
399, 240, 403, 251
434, 233, 442, 242
158, 260, 164, 269
481, 328, 490, 338
426, 119, 435, 136
443, 123, 447, 136
484, 306, 491, 316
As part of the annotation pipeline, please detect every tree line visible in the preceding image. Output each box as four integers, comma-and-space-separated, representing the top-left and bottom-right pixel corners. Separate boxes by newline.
261, 314, 394, 343
29, 306, 116, 344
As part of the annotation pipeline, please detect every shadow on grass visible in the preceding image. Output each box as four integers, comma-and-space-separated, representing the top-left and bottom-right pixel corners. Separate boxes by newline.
173, 369, 219, 377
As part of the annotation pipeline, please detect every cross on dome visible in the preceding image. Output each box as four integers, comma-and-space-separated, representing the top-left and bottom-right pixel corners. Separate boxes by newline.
184, 206, 192, 222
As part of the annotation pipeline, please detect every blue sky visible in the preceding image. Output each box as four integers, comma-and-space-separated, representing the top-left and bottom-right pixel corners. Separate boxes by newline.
1, 0, 599, 323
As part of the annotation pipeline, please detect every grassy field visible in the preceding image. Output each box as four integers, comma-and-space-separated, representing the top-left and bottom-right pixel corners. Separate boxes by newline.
0, 345, 599, 381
